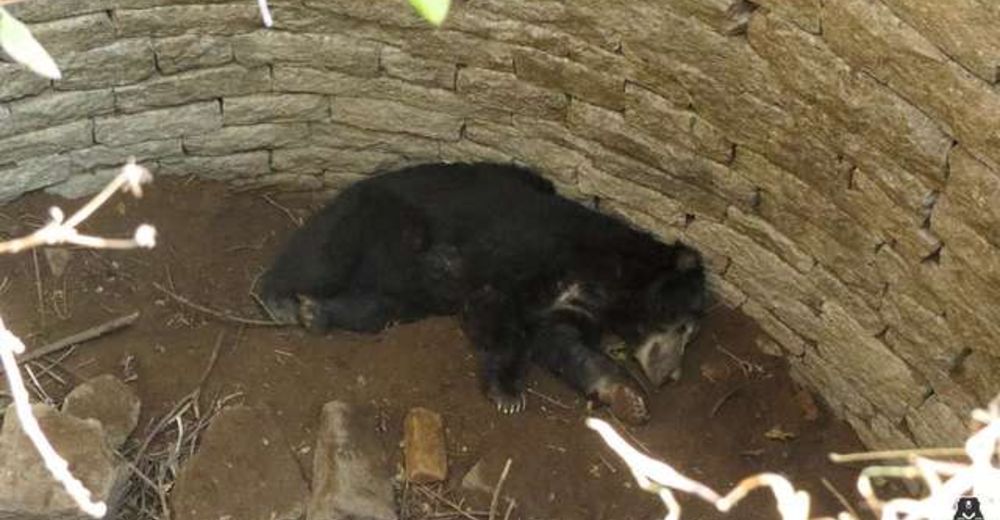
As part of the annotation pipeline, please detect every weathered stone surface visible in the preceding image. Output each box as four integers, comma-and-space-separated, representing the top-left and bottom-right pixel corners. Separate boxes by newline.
185, 123, 309, 156
0, 120, 93, 163
47, 168, 126, 199
513, 48, 623, 111
273, 147, 405, 176
748, 11, 952, 185
789, 349, 876, 420
905, 395, 971, 448
823, 0, 1000, 172
577, 162, 683, 227
0, 155, 73, 203
624, 82, 733, 164
725, 206, 814, 273
54, 39, 156, 90
233, 31, 379, 76
115, 65, 270, 113
115, 4, 261, 38
171, 405, 308, 520
878, 0, 1000, 84
1, 90, 113, 139
309, 401, 397, 520
0, 403, 126, 520
159, 151, 270, 180
755, 0, 820, 33
457, 67, 567, 120
232, 173, 324, 192
6, 0, 110, 22
224, 93, 328, 125
404, 408, 447, 484
740, 299, 807, 357
381, 47, 455, 90
330, 98, 462, 141
95, 101, 221, 146
62, 374, 141, 449
309, 122, 439, 159
153, 35, 233, 75
29, 12, 116, 56
438, 139, 511, 165
66, 139, 183, 172
939, 148, 1000, 247
957, 351, 1000, 405
465, 119, 586, 186
706, 272, 747, 309
273, 66, 510, 124
568, 100, 756, 213
0, 62, 49, 102
844, 412, 916, 451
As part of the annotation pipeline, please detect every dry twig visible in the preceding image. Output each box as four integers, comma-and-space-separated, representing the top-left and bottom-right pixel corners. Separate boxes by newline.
17, 312, 140, 365
153, 282, 284, 327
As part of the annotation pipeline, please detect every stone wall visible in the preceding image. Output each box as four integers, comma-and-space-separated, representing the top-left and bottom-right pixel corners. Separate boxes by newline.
2, 0, 999, 449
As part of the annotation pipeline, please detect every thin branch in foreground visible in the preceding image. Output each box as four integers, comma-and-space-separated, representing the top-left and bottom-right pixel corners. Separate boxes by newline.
152, 282, 286, 327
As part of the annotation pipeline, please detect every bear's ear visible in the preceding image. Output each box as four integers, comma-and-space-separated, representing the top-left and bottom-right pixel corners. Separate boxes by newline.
675, 248, 702, 272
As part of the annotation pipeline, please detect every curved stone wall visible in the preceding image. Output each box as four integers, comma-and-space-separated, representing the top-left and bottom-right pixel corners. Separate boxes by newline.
2, 0, 999, 448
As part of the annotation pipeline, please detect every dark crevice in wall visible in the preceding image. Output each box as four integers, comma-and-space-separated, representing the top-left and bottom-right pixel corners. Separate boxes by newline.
947, 347, 974, 376
920, 190, 939, 229
920, 244, 943, 265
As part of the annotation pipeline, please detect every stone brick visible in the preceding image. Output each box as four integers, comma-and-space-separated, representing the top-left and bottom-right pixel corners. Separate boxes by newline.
956, 351, 1000, 405
624, 82, 733, 164
116, 65, 270, 113
904, 395, 972, 448
1, 89, 114, 139
330, 97, 462, 141
878, 0, 1000, 84
569, 100, 755, 213
115, 4, 261, 38
748, 12, 952, 186
232, 31, 379, 77
55, 39, 156, 90
725, 206, 814, 273
66, 139, 183, 172
790, 349, 876, 420
513, 48, 624, 111
741, 300, 806, 357
465, 119, 587, 186
438, 140, 511, 165
309, 122, 439, 159
939, 148, 1000, 247
0, 155, 73, 203
577, 162, 684, 227
159, 151, 270, 180
823, 0, 1000, 172
810, 264, 882, 335
153, 35, 233, 75
381, 46, 455, 90
29, 12, 115, 56
309, 401, 397, 520
272, 147, 405, 176
223, 94, 328, 125
184, 124, 309, 156
706, 271, 747, 309
755, 0, 820, 33
47, 168, 124, 200
95, 101, 221, 146
0, 63, 50, 102
274, 66, 510, 123
457, 67, 567, 119
0, 120, 93, 163
6, 0, 110, 22
844, 412, 916, 450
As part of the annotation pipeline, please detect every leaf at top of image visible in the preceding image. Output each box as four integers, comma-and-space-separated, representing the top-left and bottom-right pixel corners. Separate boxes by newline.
0, 7, 61, 80
409, 0, 452, 27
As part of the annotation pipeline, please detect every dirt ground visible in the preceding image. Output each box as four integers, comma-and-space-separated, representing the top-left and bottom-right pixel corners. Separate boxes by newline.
0, 176, 869, 520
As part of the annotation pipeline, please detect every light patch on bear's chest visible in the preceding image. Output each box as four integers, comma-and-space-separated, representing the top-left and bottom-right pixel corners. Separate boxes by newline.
549, 282, 596, 319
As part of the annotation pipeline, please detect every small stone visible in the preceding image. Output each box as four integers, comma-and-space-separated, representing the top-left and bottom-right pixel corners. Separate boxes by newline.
62, 374, 140, 449
309, 401, 397, 520
459, 459, 492, 495
171, 405, 308, 520
0, 403, 127, 520
403, 408, 447, 484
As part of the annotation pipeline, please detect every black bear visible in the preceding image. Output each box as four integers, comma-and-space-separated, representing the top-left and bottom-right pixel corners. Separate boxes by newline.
260, 162, 707, 424
954, 497, 985, 520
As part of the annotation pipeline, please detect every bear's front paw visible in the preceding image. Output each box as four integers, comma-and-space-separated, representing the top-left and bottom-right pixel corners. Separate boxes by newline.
296, 295, 326, 334
597, 381, 649, 425
487, 385, 526, 415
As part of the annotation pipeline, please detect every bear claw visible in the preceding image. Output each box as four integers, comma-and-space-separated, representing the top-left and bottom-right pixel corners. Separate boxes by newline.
489, 388, 526, 415
296, 295, 319, 331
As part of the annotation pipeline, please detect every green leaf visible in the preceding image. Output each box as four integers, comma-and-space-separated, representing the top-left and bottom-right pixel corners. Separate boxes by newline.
408, 0, 451, 26
0, 7, 61, 80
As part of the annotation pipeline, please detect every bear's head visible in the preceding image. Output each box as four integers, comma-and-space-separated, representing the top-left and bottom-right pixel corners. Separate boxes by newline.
631, 245, 708, 387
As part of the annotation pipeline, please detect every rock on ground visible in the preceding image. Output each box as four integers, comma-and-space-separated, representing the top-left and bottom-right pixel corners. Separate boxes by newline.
61, 374, 140, 449
309, 401, 397, 520
170, 405, 308, 520
403, 407, 447, 483
0, 403, 127, 520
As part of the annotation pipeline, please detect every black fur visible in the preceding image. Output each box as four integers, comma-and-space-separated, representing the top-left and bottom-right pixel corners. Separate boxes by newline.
260, 162, 707, 423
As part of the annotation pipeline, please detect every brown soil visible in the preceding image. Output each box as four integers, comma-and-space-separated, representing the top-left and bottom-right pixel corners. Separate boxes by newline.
0, 177, 867, 520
